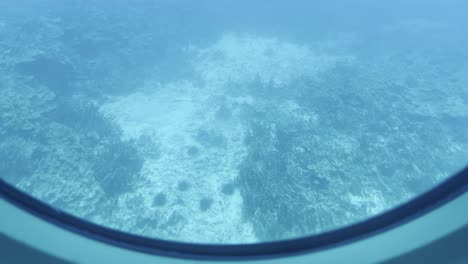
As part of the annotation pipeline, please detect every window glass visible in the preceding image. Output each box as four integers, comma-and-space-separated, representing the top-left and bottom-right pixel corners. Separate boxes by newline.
1, 0, 467, 243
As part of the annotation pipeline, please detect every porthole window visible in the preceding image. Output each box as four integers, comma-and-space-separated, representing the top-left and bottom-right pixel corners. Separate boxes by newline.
0, 0, 467, 248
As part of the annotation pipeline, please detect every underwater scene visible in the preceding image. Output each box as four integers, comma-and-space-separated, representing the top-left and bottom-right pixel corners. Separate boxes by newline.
1, 0, 467, 243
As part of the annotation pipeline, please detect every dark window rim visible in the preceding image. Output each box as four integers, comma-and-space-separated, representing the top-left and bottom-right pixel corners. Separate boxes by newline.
1, 166, 468, 261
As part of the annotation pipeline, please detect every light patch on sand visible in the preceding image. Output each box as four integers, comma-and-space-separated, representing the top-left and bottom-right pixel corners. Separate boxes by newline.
190, 32, 353, 87
348, 190, 387, 216
102, 79, 256, 243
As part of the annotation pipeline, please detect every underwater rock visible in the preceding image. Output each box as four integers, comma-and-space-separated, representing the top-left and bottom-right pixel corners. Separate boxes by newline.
199, 198, 213, 211
221, 183, 235, 195
153, 192, 167, 207
186, 146, 200, 157
177, 181, 190, 192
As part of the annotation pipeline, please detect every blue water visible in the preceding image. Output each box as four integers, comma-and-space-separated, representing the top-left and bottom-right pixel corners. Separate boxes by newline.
0, 0, 467, 243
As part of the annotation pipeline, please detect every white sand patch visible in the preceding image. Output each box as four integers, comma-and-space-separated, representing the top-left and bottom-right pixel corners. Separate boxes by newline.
101, 80, 256, 243
189, 32, 353, 87
348, 190, 387, 215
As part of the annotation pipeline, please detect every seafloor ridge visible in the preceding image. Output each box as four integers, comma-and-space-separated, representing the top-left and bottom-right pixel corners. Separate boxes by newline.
1, 2, 467, 243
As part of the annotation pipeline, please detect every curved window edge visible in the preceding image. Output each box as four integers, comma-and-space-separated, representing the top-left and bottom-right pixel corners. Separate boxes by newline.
0, 166, 467, 261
